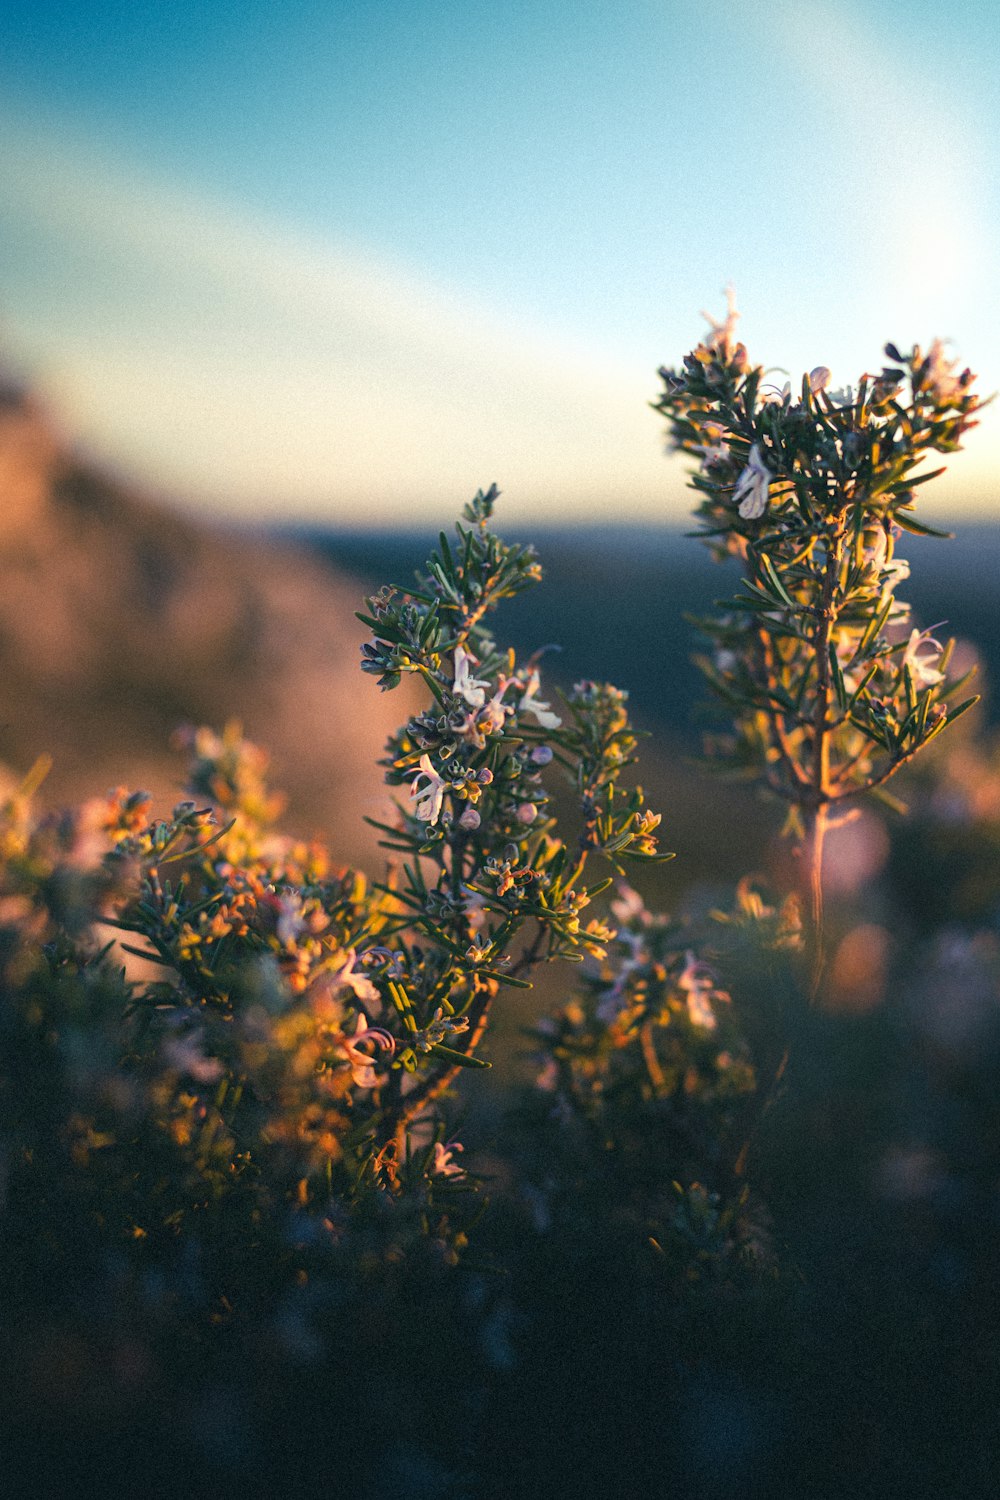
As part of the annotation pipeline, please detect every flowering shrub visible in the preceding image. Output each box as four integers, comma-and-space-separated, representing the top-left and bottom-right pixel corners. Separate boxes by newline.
523, 300, 988, 1283
0, 484, 677, 1322
0, 315, 993, 1498
652, 295, 986, 992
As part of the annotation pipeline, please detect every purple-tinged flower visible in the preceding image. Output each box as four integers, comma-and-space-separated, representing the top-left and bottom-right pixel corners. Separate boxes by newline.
519, 669, 562, 729
676, 950, 722, 1031
733, 443, 772, 520
328, 949, 380, 1004
409, 753, 448, 825
431, 1140, 465, 1178
340, 1014, 395, 1090
902, 627, 946, 688
453, 646, 491, 708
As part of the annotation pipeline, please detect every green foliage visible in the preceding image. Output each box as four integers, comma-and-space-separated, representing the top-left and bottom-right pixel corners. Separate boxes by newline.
0, 497, 676, 1310
653, 302, 986, 818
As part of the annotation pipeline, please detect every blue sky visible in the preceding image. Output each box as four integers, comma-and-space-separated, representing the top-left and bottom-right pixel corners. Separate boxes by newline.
0, 0, 996, 525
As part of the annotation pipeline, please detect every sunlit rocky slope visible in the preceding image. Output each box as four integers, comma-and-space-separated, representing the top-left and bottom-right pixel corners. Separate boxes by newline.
0, 384, 415, 867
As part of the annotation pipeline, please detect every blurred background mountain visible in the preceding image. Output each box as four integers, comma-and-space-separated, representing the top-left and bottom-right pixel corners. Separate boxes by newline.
0, 381, 421, 868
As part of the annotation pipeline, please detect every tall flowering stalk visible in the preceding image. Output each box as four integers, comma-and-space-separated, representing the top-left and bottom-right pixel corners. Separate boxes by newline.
653, 299, 986, 994
360, 484, 670, 1145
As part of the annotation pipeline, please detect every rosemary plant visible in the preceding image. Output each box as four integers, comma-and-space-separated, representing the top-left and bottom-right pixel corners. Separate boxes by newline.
653, 295, 987, 992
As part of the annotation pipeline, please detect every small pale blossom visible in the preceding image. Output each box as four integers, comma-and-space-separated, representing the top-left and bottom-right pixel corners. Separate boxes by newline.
535, 1058, 559, 1093
519, 669, 562, 729
275, 892, 306, 947
340, 1013, 395, 1089
902, 627, 946, 688
676, 950, 722, 1031
458, 806, 481, 831
480, 680, 513, 737
609, 882, 647, 927
452, 646, 491, 708
733, 443, 772, 520
431, 1141, 466, 1179
328, 949, 381, 1005
162, 1030, 224, 1084
864, 528, 911, 593
808, 366, 831, 394
409, 753, 448, 825
453, 680, 511, 748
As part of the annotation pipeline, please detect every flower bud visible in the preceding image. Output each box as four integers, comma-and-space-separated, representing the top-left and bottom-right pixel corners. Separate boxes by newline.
516, 803, 538, 825
530, 746, 554, 765
458, 807, 481, 831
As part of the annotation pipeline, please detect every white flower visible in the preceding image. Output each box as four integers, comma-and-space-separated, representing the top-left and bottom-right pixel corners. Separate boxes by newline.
809, 366, 831, 394
519, 669, 562, 729
609, 882, 646, 926
480, 679, 512, 734
902, 627, 946, 688
340, 1013, 395, 1090
676, 951, 721, 1031
431, 1141, 465, 1178
275, 891, 306, 947
328, 949, 380, 1005
733, 443, 772, 520
864, 528, 911, 594
453, 646, 491, 708
409, 753, 448, 825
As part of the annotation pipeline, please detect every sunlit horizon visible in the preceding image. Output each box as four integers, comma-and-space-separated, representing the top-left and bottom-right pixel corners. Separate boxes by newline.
0, 0, 997, 527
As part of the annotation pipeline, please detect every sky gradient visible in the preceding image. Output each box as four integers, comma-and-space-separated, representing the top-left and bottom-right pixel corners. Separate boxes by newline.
0, 0, 997, 526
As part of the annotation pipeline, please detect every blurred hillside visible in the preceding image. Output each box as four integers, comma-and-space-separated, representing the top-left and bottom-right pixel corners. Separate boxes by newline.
2, 371, 997, 890
0, 386, 417, 867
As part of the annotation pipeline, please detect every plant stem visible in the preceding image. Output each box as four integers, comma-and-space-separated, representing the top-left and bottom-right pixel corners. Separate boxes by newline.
805, 522, 844, 1002
807, 801, 829, 1001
